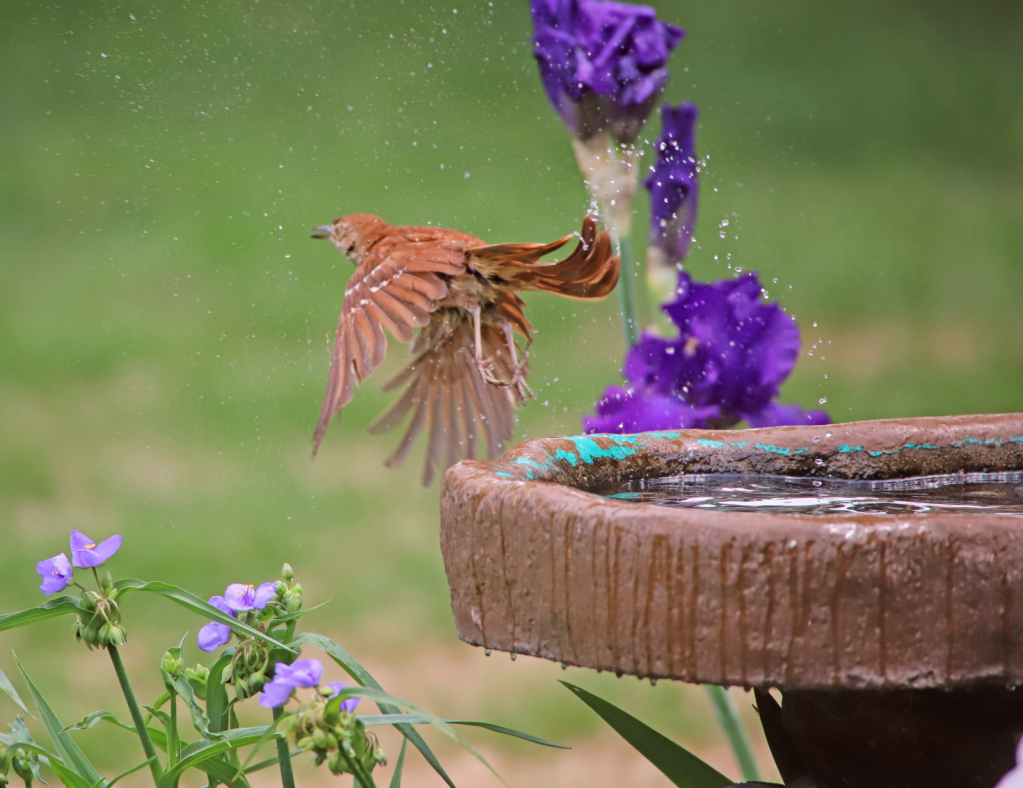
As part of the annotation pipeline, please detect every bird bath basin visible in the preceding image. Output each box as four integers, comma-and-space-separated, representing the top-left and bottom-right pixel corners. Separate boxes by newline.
439, 413, 1023, 787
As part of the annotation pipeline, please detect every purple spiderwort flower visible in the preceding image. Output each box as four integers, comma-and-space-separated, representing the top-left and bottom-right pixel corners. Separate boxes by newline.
531, 0, 684, 143
327, 681, 362, 714
644, 102, 699, 266
224, 582, 276, 612
198, 595, 236, 652
258, 659, 325, 709
585, 271, 830, 433
69, 530, 122, 568
36, 553, 73, 595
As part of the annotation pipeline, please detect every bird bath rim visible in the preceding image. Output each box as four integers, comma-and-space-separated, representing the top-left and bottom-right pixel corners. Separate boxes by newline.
439, 413, 1023, 691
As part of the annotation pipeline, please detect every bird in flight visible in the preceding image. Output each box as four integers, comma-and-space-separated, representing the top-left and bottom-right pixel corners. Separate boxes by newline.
311, 214, 619, 484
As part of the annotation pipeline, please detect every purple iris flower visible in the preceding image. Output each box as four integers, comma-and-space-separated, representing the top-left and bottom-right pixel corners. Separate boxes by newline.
69, 530, 122, 568
531, 0, 685, 143
327, 681, 362, 714
585, 271, 830, 433
197, 595, 236, 652
36, 553, 73, 595
224, 582, 276, 612
644, 102, 699, 265
258, 659, 324, 709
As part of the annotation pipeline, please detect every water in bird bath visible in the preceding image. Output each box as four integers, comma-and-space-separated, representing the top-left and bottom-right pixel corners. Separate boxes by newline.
606, 470, 1023, 515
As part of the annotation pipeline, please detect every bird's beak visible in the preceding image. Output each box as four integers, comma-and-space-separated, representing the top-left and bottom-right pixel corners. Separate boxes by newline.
311, 225, 334, 239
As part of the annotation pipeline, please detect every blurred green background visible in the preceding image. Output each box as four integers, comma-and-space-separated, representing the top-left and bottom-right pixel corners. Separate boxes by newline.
1, 0, 1021, 784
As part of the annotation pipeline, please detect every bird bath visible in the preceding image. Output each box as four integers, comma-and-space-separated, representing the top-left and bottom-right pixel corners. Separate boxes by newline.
439, 413, 1023, 787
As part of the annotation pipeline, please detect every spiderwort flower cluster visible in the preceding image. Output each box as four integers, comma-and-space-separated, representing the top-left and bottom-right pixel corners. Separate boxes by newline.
268, 659, 381, 780
585, 271, 831, 433
35, 530, 122, 595
34, 530, 128, 650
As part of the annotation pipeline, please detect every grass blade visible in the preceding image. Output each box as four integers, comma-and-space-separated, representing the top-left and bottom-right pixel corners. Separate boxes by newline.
0, 596, 89, 632
560, 681, 732, 788
388, 738, 407, 788
14, 652, 102, 784
359, 715, 567, 749
113, 580, 292, 652
292, 632, 456, 788
0, 662, 31, 716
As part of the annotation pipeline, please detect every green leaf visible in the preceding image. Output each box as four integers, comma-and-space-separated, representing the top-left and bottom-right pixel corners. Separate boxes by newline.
157, 726, 279, 788
359, 715, 567, 749
0, 663, 31, 716
704, 685, 760, 781
326, 686, 506, 787
50, 757, 100, 788
204, 652, 234, 734
242, 749, 302, 774
112, 580, 293, 652
170, 674, 216, 740
388, 738, 407, 788
291, 632, 456, 788
560, 681, 732, 788
14, 652, 102, 784
101, 756, 159, 788
0, 596, 89, 632
60, 710, 136, 735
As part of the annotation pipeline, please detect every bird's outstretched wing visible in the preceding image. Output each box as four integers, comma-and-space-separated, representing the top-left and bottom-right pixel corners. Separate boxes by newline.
366, 312, 527, 486
314, 234, 469, 453
466, 215, 620, 300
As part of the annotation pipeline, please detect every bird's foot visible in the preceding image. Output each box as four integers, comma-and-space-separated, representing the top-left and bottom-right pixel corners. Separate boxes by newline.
476, 358, 510, 388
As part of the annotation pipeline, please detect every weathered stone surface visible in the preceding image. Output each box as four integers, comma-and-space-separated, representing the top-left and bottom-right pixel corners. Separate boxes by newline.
439, 414, 1023, 689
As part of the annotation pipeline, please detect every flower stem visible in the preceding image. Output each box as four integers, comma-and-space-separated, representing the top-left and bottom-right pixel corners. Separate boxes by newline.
168, 690, 179, 768
704, 685, 760, 781
108, 646, 164, 785
615, 234, 639, 348
272, 706, 296, 788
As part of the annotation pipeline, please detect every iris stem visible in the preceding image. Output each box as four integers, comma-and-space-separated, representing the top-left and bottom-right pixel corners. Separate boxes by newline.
108, 645, 164, 785
615, 235, 639, 349
272, 706, 296, 788
704, 685, 760, 781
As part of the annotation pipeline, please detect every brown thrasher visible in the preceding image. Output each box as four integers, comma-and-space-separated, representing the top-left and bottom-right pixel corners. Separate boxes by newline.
311, 214, 619, 484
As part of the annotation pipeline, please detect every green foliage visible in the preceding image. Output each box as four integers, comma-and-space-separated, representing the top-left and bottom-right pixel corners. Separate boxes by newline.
0, 559, 557, 788
561, 681, 732, 788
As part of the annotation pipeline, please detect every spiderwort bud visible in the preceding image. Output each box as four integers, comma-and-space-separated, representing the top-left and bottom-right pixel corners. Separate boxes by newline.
100, 570, 115, 596
284, 583, 303, 614
282, 563, 295, 582
184, 664, 209, 700
161, 650, 183, 677
11, 753, 35, 787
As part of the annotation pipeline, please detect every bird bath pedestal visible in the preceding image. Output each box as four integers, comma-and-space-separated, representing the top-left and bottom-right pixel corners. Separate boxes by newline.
439, 414, 1023, 787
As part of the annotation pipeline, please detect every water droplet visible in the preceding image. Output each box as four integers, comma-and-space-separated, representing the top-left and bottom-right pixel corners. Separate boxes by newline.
814, 458, 825, 466
484, 649, 492, 657
812, 436, 821, 443
561, 662, 568, 670
825, 431, 833, 438
719, 219, 730, 227
510, 653, 517, 661
819, 397, 828, 404
812, 321, 818, 327
812, 480, 823, 487
649, 678, 658, 686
